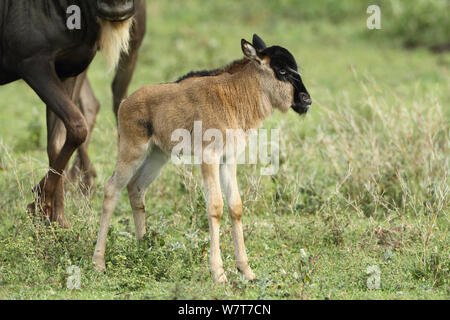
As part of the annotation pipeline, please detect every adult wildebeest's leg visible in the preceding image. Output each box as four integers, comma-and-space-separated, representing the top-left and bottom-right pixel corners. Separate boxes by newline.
202, 161, 227, 283
46, 76, 86, 227
220, 162, 256, 281
45, 108, 67, 227
67, 77, 100, 192
111, 44, 139, 119
43, 75, 85, 228
112, 0, 147, 119
21, 61, 88, 227
127, 145, 168, 240
93, 136, 149, 271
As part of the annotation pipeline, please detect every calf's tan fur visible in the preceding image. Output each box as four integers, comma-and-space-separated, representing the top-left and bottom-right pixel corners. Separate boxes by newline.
93, 37, 306, 283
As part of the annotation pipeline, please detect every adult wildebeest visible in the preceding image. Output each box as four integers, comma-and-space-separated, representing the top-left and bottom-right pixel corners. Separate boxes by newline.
0, 0, 137, 228
92, 34, 312, 283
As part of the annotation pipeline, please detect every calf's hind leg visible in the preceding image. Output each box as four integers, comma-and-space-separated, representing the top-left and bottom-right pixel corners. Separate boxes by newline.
92, 138, 149, 271
127, 145, 169, 240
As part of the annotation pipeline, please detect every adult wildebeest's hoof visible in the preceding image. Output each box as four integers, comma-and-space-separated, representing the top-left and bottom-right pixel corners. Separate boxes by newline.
67, 159, 97, 196
26, 200, 70, 229
26, 201, 38, 216
79, 169, 97, 196
55, 214, 70, 229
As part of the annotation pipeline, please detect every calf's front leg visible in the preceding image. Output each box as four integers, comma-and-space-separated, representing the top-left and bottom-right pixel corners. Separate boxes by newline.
201, 162, 227, 283
220, 163, 256, 281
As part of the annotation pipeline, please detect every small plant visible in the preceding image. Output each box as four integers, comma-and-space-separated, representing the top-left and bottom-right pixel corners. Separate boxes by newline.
412, 248, 449, 288
295, 249, 319, 299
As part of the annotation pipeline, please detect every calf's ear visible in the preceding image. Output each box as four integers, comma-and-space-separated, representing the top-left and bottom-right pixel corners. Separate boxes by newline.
241, 39, 259, 59
252, 34, 267, 51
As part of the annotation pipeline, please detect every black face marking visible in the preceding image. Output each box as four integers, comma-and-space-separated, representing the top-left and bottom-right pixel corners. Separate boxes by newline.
260, 46, 298, 81
260, 45, 311, 114
137, 119, 153, 137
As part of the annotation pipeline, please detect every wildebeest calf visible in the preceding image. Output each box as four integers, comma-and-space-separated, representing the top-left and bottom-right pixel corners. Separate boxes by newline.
93, 34, 312, 283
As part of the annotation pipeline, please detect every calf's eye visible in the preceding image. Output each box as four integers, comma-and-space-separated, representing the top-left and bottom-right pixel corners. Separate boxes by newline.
279, 69, 287, 75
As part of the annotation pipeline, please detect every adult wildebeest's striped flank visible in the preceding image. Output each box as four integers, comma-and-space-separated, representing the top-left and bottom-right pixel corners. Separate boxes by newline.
92, 34, 312, 283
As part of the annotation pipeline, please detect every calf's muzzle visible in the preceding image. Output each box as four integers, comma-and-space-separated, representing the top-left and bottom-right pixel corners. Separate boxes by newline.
292, 92, 312, 115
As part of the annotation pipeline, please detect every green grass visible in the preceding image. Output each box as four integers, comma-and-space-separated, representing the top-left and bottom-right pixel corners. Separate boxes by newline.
0, 0, 449, 300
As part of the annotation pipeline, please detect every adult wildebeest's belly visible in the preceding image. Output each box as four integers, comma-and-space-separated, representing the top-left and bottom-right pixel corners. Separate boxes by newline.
54, 45, 98, 79
0, 71, 19, 85
1, 43, 97, 85
0, 46, 96, 85
0, 0, 15, 85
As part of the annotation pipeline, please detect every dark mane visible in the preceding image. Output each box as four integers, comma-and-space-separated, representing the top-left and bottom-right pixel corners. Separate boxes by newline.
175, 58, 250, 83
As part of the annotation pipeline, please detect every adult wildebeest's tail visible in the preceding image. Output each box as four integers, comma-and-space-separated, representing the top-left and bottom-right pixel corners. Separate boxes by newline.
98, 18, 134, 72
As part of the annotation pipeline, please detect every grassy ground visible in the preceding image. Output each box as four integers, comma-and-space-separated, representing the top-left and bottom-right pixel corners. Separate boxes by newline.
0, 0, 449, 299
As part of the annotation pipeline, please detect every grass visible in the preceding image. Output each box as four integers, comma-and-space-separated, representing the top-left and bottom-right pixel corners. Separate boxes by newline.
0, 0, 449, 299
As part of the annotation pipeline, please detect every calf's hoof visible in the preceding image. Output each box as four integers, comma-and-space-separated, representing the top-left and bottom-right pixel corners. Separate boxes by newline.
237, 264, 256, 281
243, 269, 256, 281
92, 255, 106, 272
212, 270, 228, 284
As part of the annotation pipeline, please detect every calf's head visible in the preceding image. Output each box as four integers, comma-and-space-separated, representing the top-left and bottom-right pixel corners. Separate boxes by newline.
242, 34, 312, 115
96, 0, 135, 22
